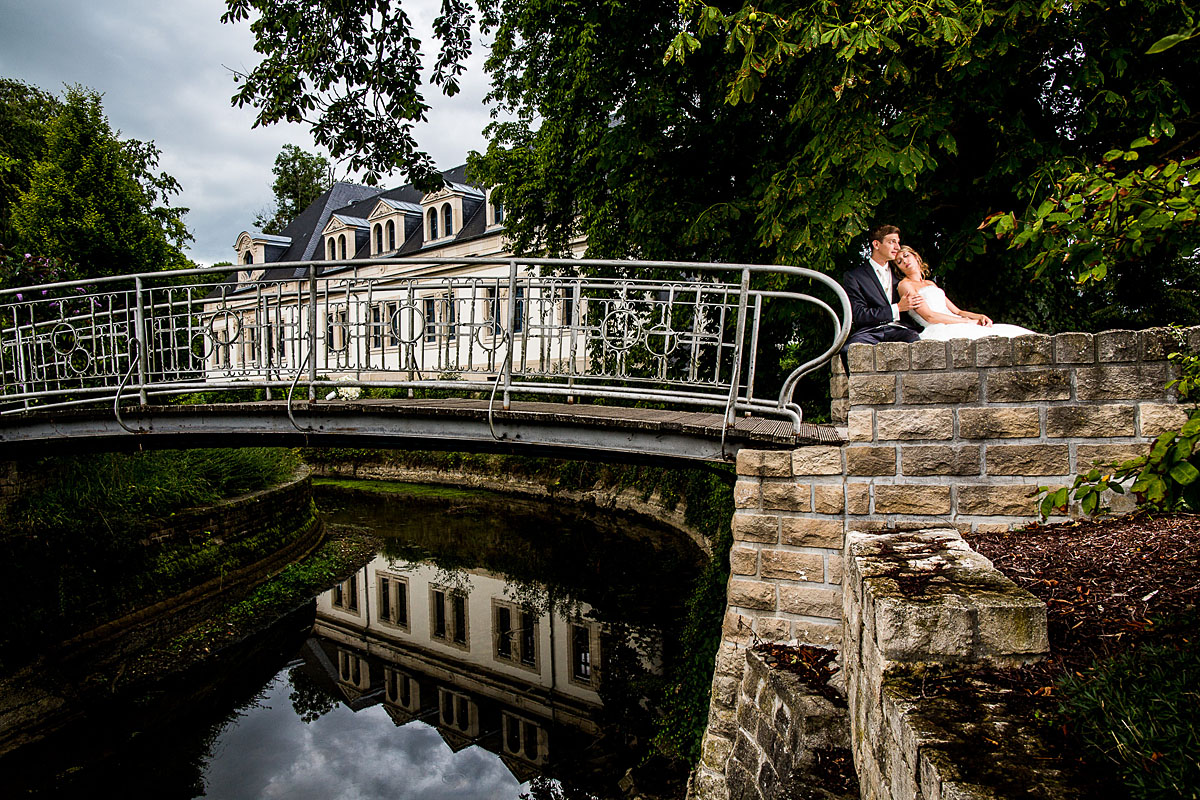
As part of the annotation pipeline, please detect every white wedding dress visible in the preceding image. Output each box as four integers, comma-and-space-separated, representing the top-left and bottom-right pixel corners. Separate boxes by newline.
908, 285, 1033, 341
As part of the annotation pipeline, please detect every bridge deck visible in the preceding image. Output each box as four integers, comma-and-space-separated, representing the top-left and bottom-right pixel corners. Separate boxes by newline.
0, 399, 845, 463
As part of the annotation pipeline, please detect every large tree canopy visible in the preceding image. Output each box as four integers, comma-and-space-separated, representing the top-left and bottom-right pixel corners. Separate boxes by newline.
5, 86, 191, 281
222, 0, 1200, 333
0, 79, 61, 248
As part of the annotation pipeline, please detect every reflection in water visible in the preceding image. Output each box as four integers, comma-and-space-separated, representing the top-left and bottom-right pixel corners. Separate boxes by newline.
0, 488, 699, 799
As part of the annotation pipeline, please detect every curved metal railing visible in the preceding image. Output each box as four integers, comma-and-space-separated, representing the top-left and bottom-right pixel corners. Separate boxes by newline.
0, 257, 850, 431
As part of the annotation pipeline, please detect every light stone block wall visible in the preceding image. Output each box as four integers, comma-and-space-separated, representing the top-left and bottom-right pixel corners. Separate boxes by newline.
693, 326, 1194, 800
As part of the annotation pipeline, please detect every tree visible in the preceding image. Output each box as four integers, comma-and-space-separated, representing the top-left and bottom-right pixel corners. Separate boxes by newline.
9, 86, 191, 279
0, 79, 61, 247
254, 144, 335, 234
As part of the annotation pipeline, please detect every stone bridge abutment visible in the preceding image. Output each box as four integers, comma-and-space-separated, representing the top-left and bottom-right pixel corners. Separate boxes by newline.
695, 326, 1197, 800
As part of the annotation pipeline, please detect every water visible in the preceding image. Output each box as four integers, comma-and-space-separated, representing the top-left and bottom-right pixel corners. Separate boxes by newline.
0, 485, 702, 798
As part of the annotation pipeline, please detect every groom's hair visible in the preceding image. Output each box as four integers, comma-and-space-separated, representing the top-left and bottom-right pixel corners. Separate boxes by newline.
870, 224, 901, 244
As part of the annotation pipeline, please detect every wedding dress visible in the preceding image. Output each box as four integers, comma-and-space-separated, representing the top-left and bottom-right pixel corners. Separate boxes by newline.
908, 284, 1034, 341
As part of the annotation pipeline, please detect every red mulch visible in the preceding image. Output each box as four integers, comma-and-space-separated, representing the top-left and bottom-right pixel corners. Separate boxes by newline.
964, 512, 1200, 690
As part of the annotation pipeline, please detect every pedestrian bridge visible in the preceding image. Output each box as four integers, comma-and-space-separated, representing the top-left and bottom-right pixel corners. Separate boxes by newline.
0, 257, 850, 463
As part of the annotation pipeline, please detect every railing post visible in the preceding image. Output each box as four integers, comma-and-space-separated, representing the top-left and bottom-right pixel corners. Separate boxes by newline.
746, 293, 763, 404
134, 277, 149, 405
724, 268, 752, 428
307, 262, 318, 401
502, 260, 518, 410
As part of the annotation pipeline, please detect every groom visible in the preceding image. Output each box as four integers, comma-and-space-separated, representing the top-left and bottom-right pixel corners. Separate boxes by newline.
842, 224, 923, 348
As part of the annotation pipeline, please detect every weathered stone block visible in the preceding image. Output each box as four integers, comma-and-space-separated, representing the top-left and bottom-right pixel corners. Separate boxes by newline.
701, 730, 734, 771
779, 586, 842, 619
847, 343, 876, 373
813, 484, 845, 513
1097, 329, 1139, 362
761, 549, 825, 582
874, 484, 952, 515
792, 446, 844, 476
973, 522, 1011, 534
1076, 362, 1174, 401
830, 398, 849, 425
910, 340, 949, 370
957, 407, 1040, 439
723, 611, 754, 644
1012, 333, 1054, 365
985, 444, 1070, 476
901, 373, 981, 404
1046, 404, 1135, 438
755, 616, 791, 642
781, 517, 844, 549
1054, 332, 1095, 363
957, 485, 1040, 516
827, 554, 844, 585
762, 481, 812, 512
975, 596, 1050, 658
1140, 402, 1190, 437
875, 341, 911, 371
732, 513, 779, 543
729, 579, 777, 611
829, 372, 848, 399
949, 339, 976, 368
737, 449, 793, 477
831, 355, 847, 375
901, 445, 981, 476
730, 546, 758, 576
847, 409, 873, 442
986, 369, 1071, 401
1076, 442, 1149, 467
975, 336, 1013, 367
846, 446, 897, 476
734, 478, 760, 509
792, 619, 841, 648
847, 483, 871, 515
1139, 327, 1176, 361
877, 408, 954, 440
849, 374, 897, 405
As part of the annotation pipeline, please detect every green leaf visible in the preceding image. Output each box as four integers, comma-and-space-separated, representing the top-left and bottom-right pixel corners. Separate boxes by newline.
1169, 461, 1200, 485
1147, 30, 1196, 54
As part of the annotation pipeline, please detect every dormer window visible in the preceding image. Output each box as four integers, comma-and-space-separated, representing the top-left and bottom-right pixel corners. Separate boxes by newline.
327, 238, 336, 260
233, 230, 290, 267
386, 220, 396, 250
338, 234, 347, 260
374, 224, 383, 255
494, 201, 504, 224
428, 208, 439, 240
243, 251, 253, 265
442, 204, 453, 237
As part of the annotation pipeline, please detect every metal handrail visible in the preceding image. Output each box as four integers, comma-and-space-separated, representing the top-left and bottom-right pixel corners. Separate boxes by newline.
0, 257, 851, 432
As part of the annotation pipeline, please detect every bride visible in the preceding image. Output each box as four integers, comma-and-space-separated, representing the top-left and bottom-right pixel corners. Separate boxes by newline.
894, 246, 1034, 341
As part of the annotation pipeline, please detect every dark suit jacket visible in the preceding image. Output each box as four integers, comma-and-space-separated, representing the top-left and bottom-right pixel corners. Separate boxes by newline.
842, 261, 920, 336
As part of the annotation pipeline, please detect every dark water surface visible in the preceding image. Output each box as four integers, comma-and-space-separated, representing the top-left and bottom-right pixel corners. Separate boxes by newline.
0, 485, 702, 798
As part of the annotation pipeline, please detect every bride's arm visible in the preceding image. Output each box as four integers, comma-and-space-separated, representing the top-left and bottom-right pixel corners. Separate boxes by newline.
943, 295, 992, 326
901, 281, 973, 325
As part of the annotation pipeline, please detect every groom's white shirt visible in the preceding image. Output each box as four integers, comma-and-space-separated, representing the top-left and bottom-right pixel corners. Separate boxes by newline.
869, 256, 900, 322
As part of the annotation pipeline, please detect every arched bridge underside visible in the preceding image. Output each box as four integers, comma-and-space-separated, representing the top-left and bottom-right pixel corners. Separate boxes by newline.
0, 399, 844, 464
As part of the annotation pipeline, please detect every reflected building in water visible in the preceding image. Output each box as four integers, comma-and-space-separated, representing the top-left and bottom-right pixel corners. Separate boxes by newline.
299, 556, 659, 785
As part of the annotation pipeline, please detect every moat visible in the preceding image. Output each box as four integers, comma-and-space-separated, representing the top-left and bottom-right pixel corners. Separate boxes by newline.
0, 482, 703, 798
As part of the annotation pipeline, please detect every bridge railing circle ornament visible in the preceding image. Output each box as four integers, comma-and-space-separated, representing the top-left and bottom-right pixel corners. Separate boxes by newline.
0, 257, 850, 431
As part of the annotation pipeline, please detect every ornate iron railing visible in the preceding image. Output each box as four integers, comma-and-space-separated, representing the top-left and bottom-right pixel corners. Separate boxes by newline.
0, 258, 850, 431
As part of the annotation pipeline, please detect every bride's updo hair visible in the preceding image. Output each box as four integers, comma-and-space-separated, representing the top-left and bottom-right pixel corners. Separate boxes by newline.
896, 245, 931, 278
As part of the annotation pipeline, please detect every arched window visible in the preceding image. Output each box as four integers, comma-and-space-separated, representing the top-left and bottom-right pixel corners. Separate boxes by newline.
442, 204, 453, 236
428, 209, 438, 240
493, 201, 504, 224
374, 224, 382, 254
339, 234, 347, 260
242, 250, 253, 265
386, 219, 396, 250
327, 238, 336, 260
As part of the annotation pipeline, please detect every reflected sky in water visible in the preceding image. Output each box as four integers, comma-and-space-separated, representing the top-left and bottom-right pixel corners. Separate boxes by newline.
202, 672, 522, 800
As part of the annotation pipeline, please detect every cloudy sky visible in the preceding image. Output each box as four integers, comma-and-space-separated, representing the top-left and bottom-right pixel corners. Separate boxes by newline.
0, 0, 495, 266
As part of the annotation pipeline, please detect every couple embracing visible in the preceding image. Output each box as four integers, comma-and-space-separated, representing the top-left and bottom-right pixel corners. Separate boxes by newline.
843, 224, 1032, 347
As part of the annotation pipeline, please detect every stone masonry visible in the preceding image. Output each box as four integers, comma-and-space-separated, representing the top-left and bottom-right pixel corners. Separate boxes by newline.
692, 326, 1194, 800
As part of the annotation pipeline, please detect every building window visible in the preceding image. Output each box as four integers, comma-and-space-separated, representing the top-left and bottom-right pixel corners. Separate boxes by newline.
493, 601, 538, 670
438, 688, 474, 734
431, 586, 469, 648
493, 201, 504, 224
385, 667, 419, 711
442, 203, 453, 237
326, 307, 349, 352
386, 219, 396, 250
570, 623, 594, 685
502, 712, 544, 763
559, 285, 577, 326
242, 251, 253, 265
428, 208, 438, 240
378, 574, 409, 629
513, 287, 525, 334
374, 223, 383, 254
337, 648, 368, 688
338, 234, 347, 260
327, 238, 336, 260
423, 297, 437, 343
332, 573, 359, 613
